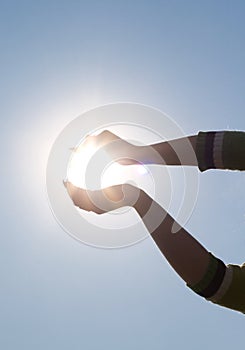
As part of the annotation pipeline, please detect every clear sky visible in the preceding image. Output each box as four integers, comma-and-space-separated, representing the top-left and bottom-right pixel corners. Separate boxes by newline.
0, 1, 244, 349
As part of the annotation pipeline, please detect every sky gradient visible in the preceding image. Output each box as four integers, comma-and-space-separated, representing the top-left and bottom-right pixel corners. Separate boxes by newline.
0, 1, 244, 349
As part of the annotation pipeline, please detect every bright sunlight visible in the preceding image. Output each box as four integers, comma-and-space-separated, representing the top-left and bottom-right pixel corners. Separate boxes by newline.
66, 134, 150, 191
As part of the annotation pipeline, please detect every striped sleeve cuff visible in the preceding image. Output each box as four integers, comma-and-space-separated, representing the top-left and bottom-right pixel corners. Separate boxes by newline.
222, 131, 245, 170
209, 263, 245, 314
206, 265, 233, 303
196, 131, 225, 172
187, 253, 226, 299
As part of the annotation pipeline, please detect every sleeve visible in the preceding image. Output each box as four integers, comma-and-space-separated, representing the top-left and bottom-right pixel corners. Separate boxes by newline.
196, 131, 245, 172
208, 263, 245, 314
188, 253, 245, 314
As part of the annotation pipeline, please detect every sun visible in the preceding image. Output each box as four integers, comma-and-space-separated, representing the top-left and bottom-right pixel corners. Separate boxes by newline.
66, 135, 150, 191
66, 138, 97, 188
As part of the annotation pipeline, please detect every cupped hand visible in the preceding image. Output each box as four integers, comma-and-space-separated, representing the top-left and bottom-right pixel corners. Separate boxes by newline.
63, 180, 141, 214
78, 130, 141, 165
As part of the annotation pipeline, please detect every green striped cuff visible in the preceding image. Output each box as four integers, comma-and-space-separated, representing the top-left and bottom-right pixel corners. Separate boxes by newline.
187, 253, 226, 299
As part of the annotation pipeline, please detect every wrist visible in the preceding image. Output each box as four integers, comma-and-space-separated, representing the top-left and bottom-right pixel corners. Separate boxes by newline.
136, 145, 164, 165
133, 189, 153, 218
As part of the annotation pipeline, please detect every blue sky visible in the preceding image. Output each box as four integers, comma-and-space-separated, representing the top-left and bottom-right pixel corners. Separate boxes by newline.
0, 1, 244, 349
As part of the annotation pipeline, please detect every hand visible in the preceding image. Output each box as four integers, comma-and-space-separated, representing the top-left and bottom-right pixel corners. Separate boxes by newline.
76, 130, 141, 165
63, 180, 141, 214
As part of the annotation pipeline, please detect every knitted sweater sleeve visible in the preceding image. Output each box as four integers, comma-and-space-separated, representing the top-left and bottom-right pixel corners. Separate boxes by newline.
210, 262, 245, 314
188, 255, 245, 314
196, 131, 245, 172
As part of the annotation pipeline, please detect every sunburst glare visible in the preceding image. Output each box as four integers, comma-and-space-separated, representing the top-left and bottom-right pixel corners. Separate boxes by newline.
67, 136, 150, 191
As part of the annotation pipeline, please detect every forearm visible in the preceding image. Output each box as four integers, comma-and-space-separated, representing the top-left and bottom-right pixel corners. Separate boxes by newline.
138, 135, 198, 166
138, 131, 245, 171
133, 189, 209, 285
133, 190, 245, 314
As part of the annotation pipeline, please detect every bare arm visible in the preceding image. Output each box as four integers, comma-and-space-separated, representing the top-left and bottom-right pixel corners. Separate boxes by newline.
88, 130, 199, 167
133, 188, 209, 285
88, 130, 245, 171
134, 130, 245, 171
138, 135, 198, 167
64, 181, 209, 286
